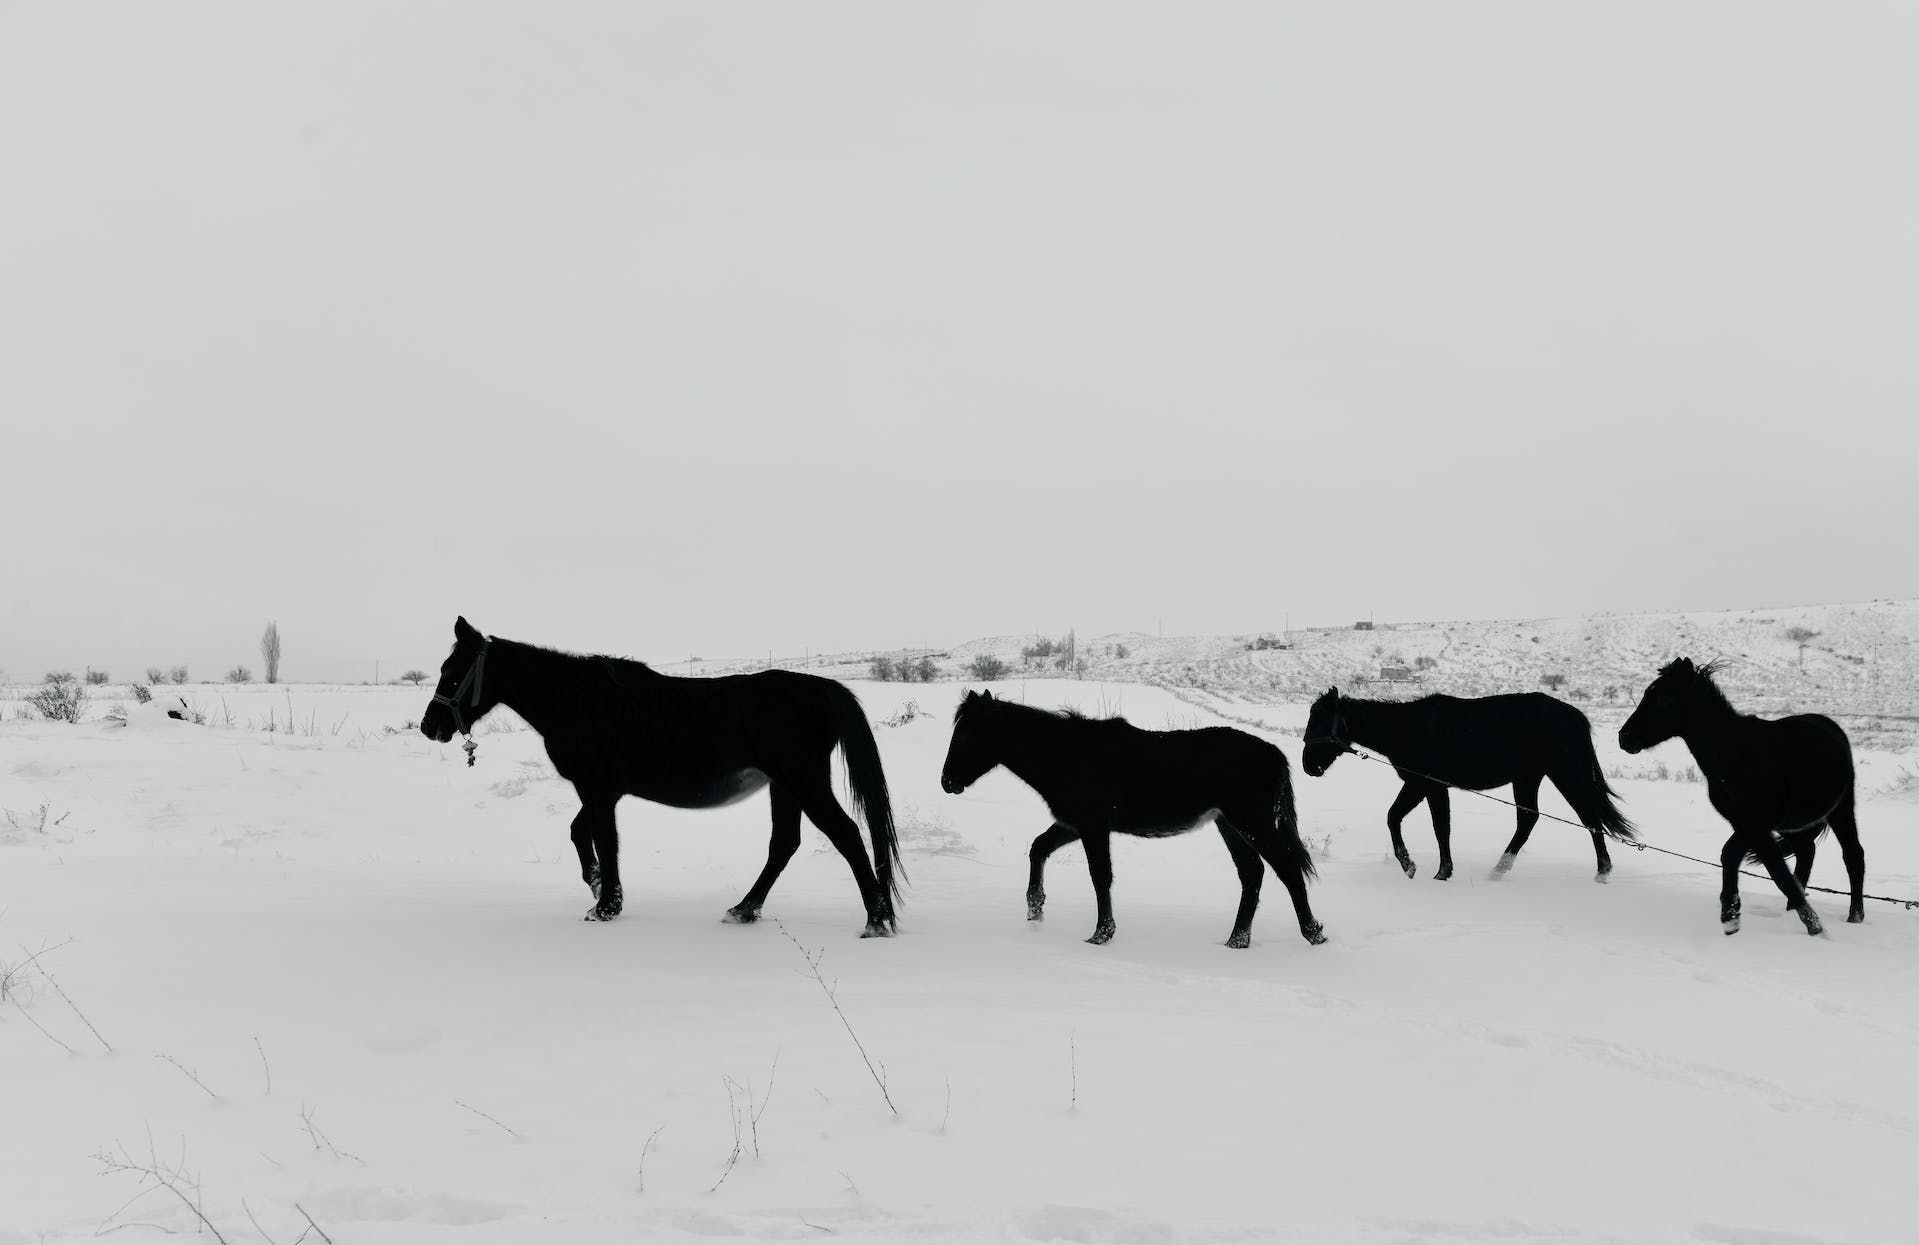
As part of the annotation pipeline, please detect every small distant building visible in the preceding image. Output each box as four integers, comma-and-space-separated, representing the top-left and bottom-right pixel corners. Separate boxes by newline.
1353, 620, 1374, 631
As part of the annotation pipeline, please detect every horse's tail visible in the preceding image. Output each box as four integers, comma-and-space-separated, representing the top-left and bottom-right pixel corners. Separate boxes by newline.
1557, 730, 1637, 842
1271, 746, 1317, 881
829, 683, 905, 922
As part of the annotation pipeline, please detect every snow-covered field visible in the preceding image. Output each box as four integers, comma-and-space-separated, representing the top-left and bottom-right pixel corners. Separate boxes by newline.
5, 678, 1919, 1244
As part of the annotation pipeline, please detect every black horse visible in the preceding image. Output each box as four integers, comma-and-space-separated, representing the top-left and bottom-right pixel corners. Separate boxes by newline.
1619, 657, 1863, 936
1302, 688, 1635, 881
938, 690, 1325, 948
420, 617, 904, 936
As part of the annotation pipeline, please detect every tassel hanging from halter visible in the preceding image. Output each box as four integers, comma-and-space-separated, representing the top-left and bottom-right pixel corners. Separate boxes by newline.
463, 735, 478, 767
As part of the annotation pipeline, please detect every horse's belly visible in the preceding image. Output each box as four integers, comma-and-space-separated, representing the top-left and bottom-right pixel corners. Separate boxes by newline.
646, 769, 770, 810
1124, 807, 1222, 838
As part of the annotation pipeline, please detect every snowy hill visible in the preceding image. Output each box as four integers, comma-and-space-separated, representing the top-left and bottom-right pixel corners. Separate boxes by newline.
664, 597, 1919, 723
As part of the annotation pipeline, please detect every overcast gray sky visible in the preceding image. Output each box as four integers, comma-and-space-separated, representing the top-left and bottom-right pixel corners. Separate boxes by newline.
3, 2, 1914, 680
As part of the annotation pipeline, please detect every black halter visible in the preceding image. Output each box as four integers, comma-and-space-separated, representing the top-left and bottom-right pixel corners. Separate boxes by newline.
432, 637, 490, 737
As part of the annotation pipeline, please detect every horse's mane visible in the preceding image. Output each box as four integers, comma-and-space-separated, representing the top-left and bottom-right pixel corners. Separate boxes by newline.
1663, 656, 1737, 714
955, 695, 1130, 729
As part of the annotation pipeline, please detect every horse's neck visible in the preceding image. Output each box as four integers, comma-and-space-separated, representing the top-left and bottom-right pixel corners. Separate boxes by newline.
1673, 697, 1748, 776
488, 642, 589, 736
994, 710, 1072, 792
1341, 698, 1414, 755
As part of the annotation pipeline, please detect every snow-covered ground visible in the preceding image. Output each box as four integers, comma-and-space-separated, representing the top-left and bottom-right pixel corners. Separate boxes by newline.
5, 677, 1918, 1243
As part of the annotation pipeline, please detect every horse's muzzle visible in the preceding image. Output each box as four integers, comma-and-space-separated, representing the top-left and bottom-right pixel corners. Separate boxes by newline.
940, 775, 962, 795
1617, 730, 1645, 755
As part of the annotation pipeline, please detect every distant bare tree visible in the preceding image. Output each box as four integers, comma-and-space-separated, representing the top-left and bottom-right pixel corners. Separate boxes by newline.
169, 665, 190, 685
226, 666, 252, 684
402, 669, 428, 686
1784, 626, 1819, 670
85, 668, 110, 685
1540, 672, 1569, 692
145, 666, 167, 685
261, 621, 282, 684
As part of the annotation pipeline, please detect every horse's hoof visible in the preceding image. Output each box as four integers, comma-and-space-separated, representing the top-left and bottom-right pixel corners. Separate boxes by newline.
1086, 923, 1115, 946
1847, 910, 1864, 924
859, 922, 895, 939
584, 906, 620, 922
1397, 855, 1416, 879
723, 906, 759, 924
1594, 870, 1611, 884
1798, 906, 1825, 936
1722, 917, 1741, 935
1434, 865, 1453, 882
1225, 930, 1251, 949
1489, 853, 1516, 880
1026, 896, 1045, 921
1302, 923, 1328, 946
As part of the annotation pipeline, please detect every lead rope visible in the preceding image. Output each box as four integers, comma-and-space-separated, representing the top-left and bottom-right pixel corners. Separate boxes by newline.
1312, 738, 1919, 911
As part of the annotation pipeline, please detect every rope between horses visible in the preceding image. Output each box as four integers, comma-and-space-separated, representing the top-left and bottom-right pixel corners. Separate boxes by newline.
1336, 746, 1919, 911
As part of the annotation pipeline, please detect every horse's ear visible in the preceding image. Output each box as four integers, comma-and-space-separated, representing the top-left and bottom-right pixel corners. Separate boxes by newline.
963, 689, 978, 702
455, 616, 480, 642
1326, 686, 1339, 698
981, 689, 993, 701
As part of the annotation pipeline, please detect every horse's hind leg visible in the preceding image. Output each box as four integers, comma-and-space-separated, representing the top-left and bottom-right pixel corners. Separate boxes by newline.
1081, 830, 1117, 945
793, 779, 892, 937
726, 784, 802, 924
1492, 775, 1540, 880
1247, 828, 1327, 946
1830, 790, 1866, 923
1215, 819, 1264, 948
1384, 782, 1424, 878
1426, 786, 1455, 881
578, 788, 623, 922
1027, 822, 1080, 921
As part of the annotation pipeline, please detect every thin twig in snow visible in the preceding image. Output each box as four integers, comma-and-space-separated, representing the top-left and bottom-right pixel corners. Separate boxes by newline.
93, 1129, 231, 1244
243, 1198, 279, 1245
254, 1036, 272, 1095
455, 1099, 523, 1141
801, 1216, 836, 1233
157, 1053, 219, 1101
710, 1079, 745, 1192
637, 1125, 665, 1193
293, 1202, 334, 1245
37, 961, 110, 1051
775, 921, 897, 1116
13, 999, 75, 1053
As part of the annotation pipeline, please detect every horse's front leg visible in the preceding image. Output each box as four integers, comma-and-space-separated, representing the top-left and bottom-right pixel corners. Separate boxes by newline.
1384, 782, 1423, 878
577, 789, 623, 921
1081, 829, 1117, 945
1026, 822, 1080, 921
1717, 832, 1745, 934
1747, 825, 1822, 936
570, 806, 600, 899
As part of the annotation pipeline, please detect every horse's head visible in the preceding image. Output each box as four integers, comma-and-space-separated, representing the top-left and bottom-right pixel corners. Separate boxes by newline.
1301, 687, 1349, 777
1619, 657, 1718, 754
940, 689, 1001, 794
420, 616, 496, 743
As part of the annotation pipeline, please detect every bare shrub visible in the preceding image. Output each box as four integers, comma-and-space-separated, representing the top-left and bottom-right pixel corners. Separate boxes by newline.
869, 655, 898, 682
966, 654, 1007, 681
913, 654, 939, 682
85, 667, 110, 686
131, 682, 153, 703
146, 666, 168, 684
28, 678, 87, 723
43, 670, 74, 685
225, 666, 252, 684
170, 665, 190, 685
261, 621, 282, 684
